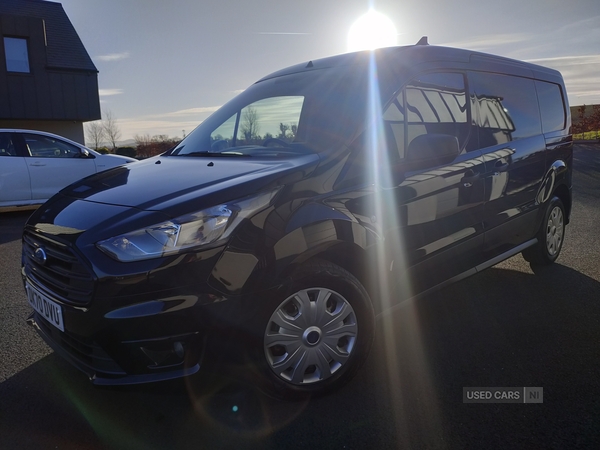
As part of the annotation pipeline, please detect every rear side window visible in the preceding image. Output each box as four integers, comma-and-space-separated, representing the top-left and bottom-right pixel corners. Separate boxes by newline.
536, 81, 566, 133
469, 72, 541, 146
382, 72, 474, 162
23, 134, 82, 158
0, 133, 17, 156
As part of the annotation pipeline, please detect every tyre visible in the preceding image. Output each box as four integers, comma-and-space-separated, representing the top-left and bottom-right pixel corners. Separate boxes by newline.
257, 259, 374, 399
522, 196, 566, 265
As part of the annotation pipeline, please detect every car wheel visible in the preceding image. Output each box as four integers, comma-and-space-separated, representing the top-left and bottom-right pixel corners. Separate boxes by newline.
258, 259, 374, 399
522, 196, 566, 265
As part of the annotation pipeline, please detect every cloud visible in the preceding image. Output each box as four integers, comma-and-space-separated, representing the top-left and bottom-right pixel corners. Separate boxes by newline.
96, 52, 130, 62
256, 32, 310, 35
118, 118, 203, 139
526, 55, 600, 66
556, 16, 600, 35
440, 33, 530, 51
99, 89, 124, 97
115, 105, 224, 139
165, 106, 221, 117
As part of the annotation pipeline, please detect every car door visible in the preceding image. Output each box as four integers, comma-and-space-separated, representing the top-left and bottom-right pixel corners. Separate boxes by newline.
344, 72, 486, 298
18, 132, 97, 201
0, 132, 31, 206
389, 72, 487, 294
468, 72, 546, 258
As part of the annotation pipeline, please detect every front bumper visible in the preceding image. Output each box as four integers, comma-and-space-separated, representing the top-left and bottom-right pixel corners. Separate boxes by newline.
21, 198, 280, 385
26, 310, 203, 385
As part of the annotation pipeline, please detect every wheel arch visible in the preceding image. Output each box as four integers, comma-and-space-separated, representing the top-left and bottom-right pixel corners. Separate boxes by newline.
552, 183, 571, 224
537, 156, 572, 225
208, 216, 381, 299
281, 239, 377, 302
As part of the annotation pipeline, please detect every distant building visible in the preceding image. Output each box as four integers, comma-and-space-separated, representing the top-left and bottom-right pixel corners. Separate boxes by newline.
0, 0, 100, 144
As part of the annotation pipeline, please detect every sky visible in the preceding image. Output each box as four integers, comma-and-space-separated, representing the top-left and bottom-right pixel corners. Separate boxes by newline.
53, 0, 600, 142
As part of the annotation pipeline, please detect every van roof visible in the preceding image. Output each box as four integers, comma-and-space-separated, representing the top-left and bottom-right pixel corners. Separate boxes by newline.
257, 44, 564, 85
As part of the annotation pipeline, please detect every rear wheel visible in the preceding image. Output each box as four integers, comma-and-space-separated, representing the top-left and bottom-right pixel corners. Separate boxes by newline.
522, 196, 566, 265
259, 260, 374, 399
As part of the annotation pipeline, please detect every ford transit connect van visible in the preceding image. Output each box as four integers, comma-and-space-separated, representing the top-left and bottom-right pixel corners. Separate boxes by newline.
22, 43, 572, 398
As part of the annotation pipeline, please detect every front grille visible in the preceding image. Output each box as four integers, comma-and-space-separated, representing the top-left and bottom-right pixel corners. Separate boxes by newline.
23, 231, 95, 305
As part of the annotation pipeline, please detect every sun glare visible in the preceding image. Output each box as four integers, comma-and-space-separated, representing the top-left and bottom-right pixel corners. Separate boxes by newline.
347, 9, 397, 52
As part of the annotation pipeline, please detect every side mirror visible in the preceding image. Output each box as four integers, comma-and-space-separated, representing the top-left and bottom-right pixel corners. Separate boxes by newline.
405, 133, 460, 171
79, 148, 94, 158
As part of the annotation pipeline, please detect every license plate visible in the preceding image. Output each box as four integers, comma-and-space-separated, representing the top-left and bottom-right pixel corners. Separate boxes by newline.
26, 282, 64, 332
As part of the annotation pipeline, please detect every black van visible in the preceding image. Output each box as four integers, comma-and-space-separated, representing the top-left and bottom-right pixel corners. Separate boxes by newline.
22, 43, 572, 398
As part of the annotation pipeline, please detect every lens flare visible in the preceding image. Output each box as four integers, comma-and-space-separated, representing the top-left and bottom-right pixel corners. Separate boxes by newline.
348, 9, 397, 52
365, 53, 443, 445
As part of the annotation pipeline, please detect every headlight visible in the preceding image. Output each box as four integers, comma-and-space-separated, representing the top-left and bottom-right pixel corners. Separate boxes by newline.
96, 189, 279, 262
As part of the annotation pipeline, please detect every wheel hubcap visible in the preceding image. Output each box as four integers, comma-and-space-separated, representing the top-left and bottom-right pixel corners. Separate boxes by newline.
303, 327, 322, 346
546, 206, 564, 256
264, 287, 358, 385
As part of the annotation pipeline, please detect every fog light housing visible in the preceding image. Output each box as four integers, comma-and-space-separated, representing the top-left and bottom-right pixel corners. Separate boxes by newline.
140, 341, 187, 368
173, 341, 185, 358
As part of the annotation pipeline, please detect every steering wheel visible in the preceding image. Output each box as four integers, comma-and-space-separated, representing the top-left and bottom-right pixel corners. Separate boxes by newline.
262, 137, 291, 148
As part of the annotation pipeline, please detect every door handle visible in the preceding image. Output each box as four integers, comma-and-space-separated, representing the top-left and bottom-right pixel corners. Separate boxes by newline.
461, 171, 480, 188
29, 162, 46, 167
494, 161, 509, 173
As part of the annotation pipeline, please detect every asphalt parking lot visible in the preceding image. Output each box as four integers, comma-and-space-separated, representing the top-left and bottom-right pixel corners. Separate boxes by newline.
1, 144, 599, 449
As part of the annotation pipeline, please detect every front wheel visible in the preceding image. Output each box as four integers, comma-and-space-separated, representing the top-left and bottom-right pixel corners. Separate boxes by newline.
259, 260, 374, 399
522, 196, 566, 265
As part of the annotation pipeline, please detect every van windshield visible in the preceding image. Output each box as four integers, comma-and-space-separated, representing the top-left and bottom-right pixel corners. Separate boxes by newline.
170, 67, 376, 157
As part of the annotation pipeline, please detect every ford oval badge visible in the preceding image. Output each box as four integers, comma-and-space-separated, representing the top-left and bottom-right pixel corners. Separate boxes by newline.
34, 247, 47, 265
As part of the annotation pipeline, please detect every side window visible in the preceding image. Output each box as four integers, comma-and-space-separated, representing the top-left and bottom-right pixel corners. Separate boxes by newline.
382, 72, 473, 164
210, 113, 237, 150
0, 133, 17, 156
23, 134, 82, 158
469, 72, 541, 147
406, 73, 469, 154
382, 93, 405, 160
235, 96, 304, 146
209, 96, 305, 150
536, 81, 566, 133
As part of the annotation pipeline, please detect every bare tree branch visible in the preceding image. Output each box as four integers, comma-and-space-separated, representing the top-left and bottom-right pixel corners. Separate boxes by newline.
103, 110, 121, 150
85, 120, 105, 149
240, 106, 260, 143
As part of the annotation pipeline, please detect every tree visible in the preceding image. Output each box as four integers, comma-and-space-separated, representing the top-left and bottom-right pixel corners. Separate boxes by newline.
240, 107, 260, 143
85, 120, 105, 149
574, 105, 587, 135
134, 133, 180, 159
278, 123, 289, 140
134, 134, 153, 158
591, 105, 600, 139
103, 109, 121, 150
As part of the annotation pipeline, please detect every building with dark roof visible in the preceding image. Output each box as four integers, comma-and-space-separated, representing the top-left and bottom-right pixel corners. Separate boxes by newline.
0, 0, 100, 143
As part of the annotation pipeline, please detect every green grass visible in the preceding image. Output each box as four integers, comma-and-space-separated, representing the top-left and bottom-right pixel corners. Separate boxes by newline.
573, 131, 600, 140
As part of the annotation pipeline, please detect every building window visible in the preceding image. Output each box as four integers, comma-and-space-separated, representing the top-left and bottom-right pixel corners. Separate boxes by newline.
4, 37, 30, 73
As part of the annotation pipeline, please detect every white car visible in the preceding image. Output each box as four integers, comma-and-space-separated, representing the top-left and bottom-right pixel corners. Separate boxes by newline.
0, 129, 136, 210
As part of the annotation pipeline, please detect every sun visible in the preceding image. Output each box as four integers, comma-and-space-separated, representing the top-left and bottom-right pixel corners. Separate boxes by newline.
347, 9, 397, 52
